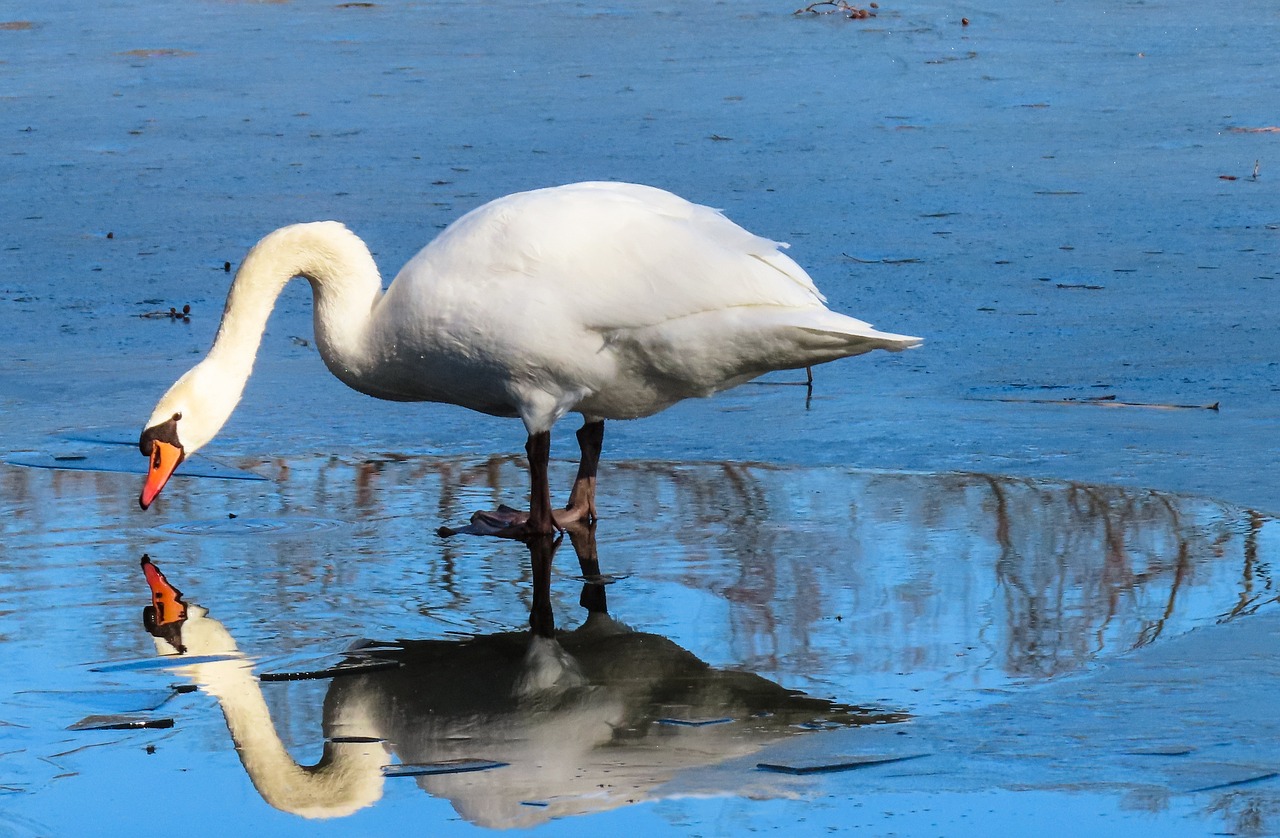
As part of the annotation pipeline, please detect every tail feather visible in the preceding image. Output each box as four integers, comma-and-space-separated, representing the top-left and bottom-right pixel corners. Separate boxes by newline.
613, 305, 922, 402
799, 325, 922, 353
795, 309, 923, 356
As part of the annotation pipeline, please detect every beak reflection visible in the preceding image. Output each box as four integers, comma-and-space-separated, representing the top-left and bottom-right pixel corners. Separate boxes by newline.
140, 554, 189, 653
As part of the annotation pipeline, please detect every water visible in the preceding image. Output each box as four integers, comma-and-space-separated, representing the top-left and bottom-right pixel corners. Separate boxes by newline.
3, 0, 1280, 834
0, 456, 1276, 833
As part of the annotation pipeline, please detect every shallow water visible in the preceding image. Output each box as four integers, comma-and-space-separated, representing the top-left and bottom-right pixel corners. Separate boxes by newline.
1, 456, 1276, 832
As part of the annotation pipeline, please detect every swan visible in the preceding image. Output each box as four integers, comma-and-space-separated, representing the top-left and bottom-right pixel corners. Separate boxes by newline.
138, 181, 920, 536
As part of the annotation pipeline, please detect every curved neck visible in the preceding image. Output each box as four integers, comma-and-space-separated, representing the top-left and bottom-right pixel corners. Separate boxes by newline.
208, 222, 385, 388
199, 661, 387, 819
168, 612, 387, 819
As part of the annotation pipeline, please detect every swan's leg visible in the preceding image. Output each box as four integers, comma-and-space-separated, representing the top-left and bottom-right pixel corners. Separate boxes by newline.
527, 534, 559, 637
523, 430, 556, 536
436, 431, 557, 539
437, 420, 605, 539
563, 420, 604, 524
565, 521, 608, 615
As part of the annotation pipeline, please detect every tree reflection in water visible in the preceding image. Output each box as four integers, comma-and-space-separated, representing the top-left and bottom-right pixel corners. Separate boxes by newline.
0, 455, 1275, 826
0, 454, 1272, 705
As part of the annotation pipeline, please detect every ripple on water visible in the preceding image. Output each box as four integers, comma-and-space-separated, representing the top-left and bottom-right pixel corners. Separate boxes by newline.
154, 517, 344, 537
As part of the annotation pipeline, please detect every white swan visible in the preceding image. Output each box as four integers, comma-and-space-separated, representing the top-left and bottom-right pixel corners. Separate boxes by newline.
138, 182, 920, 535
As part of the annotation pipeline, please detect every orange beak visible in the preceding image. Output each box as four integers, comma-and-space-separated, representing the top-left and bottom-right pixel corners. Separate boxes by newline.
141, 555, 187, 627
140, 440, 184, 510
140, 554, 188, 653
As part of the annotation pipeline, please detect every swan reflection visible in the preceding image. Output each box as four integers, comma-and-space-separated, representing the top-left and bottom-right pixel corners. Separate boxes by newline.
1, 456, 1274, 829
139, 532, 903, 825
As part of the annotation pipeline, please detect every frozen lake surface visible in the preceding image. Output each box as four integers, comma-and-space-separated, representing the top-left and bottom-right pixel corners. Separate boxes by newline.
3, 0, 1279, 835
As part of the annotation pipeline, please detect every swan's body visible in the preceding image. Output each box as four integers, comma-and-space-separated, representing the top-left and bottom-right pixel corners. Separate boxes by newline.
139, 182, 920, 533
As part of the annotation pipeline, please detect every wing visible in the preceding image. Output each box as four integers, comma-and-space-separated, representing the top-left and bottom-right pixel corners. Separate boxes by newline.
396, 182, 829, 333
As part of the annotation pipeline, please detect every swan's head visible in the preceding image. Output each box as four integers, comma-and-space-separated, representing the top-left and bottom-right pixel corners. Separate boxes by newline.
139, 359, 245, 509
140, 554, 229, 656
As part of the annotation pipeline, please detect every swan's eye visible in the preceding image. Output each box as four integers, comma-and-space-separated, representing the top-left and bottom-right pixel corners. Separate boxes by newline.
140, 413, 184, 456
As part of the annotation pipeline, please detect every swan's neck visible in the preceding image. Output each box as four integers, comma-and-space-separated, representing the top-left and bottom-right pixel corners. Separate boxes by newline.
165, 611, 386, 819
198, 661, 387, 819
209, 222, 384, 391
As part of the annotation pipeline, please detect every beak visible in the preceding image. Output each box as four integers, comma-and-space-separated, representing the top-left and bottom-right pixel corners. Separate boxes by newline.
140, 554, 188, 653
140, 440, 184, 510
141, 555, 188, 627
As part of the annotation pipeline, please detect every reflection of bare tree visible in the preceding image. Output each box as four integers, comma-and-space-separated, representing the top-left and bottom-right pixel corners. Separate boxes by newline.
3, 455, 1275, 700
1229, 511, 1272, 620
1204, 790, 1280, 838
601, 462, 1275, 685
678, 462, 786, 671
863, 471, 1275, 681
984, 477, 1202, 678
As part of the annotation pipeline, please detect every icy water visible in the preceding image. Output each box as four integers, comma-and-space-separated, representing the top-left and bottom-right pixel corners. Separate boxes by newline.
4, 0, 1280, 834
